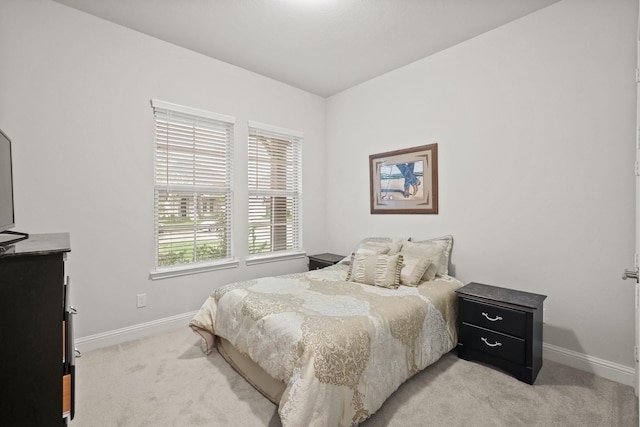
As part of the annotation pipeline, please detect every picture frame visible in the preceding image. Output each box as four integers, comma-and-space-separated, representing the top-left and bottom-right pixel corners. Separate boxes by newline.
369, 144, 438, 214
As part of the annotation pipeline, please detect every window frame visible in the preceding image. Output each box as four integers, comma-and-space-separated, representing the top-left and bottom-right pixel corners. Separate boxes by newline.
150, 99, 238, 280
246, 120, 305, 265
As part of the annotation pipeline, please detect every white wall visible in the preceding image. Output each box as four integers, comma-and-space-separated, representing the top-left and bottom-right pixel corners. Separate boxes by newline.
326, 0, 637, 369
1, 0, 637, 380
0, 0, 327, 338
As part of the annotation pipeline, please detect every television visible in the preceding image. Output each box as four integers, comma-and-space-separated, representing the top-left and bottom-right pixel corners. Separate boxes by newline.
0, 129, 28, 247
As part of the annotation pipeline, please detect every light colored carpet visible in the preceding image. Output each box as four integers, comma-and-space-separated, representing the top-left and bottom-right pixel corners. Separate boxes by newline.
69, 327, 638, 427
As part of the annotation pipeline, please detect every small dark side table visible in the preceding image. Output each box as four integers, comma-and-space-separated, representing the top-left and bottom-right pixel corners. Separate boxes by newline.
308, 253, 345, 270
456, 282, 547, 384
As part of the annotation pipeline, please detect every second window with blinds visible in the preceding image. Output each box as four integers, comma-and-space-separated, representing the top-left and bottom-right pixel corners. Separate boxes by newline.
247, 121, 304, 263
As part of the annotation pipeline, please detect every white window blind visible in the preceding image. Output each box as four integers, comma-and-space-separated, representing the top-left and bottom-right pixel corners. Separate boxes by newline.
152, 99, 235, 271
248, 121, 302, 257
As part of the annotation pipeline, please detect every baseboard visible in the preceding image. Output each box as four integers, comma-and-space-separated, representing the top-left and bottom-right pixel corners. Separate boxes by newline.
543, 342, 635, 387
74, 312, 637, 388
75, 311, 198, 353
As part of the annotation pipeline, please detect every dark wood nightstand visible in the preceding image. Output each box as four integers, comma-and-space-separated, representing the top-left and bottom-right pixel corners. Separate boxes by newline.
308, 253, 345, 270
456, 282, 547, 385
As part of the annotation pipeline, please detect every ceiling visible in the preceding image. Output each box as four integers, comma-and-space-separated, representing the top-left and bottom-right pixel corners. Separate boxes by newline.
53, 0, 560, 97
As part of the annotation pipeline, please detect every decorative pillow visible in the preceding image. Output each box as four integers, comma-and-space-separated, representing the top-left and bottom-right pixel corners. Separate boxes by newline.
357, 243, 391, 255
354, 237, 407, 255
347, 252, 403, 289
339, 244, 391, 265
422, 263, 438, 282
399, 254, 432, 286
341, 237, 408, 264
401, 238, 450, 280
411, 235, 453, 276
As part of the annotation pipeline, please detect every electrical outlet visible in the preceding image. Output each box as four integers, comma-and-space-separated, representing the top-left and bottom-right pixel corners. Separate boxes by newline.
136, 293, 147, 308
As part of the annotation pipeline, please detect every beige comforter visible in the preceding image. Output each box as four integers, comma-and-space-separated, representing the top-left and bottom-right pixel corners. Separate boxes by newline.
190, 263, 461, 427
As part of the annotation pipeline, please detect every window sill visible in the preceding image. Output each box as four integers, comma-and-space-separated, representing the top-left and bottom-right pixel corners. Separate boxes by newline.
150, 258, 239, 280
246, 251, 307, 266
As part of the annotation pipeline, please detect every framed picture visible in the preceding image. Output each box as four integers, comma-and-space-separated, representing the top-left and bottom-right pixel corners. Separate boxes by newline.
369, 144, 438, 214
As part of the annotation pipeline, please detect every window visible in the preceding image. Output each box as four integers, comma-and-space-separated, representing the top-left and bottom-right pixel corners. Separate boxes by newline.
151, 99, 236, 277
247, 121, 303, 261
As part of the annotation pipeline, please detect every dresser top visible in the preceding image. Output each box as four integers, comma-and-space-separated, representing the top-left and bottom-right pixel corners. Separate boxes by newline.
0, 233, 70, 258
456, 282, 546, 309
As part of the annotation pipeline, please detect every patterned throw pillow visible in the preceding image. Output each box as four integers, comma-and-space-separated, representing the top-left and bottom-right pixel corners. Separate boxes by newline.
347, 252, 403, 289
401, 235, 453, 280
399, 253, 432, 286
411, 235, 453, 276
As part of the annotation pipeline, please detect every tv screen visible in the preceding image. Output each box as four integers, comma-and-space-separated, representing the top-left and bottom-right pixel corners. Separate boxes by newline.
0, 129, 26, 248
0, 129, 15, 233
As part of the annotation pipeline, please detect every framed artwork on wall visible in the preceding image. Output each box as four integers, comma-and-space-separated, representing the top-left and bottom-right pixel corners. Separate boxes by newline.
369, 144, 438, 214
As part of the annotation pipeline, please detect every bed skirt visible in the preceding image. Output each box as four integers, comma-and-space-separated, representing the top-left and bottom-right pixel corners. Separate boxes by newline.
217, 336, 286, 404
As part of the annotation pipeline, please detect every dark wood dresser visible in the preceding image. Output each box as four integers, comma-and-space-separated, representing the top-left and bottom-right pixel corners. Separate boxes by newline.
456, 282, 546, 384
308, 253, 345, 270
0, 233, 75, 425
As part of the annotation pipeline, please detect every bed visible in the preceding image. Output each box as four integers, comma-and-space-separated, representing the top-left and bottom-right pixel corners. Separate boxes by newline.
189, 236, 461, 427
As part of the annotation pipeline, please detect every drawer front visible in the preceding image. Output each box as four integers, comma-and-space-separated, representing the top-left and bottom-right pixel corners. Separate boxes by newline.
461, 299, 526, 338
460, 324, 526, 365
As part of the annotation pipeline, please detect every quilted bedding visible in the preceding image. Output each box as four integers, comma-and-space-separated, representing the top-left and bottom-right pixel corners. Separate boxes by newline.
189, 263, 461, 426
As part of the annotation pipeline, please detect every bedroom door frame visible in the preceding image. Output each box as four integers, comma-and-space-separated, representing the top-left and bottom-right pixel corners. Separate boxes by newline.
624, 2, 640, 411
636, 6, 640, 411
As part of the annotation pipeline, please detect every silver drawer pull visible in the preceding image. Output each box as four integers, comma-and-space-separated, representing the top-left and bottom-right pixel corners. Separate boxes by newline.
481, 337, 502, 347
482, 312, 502, 322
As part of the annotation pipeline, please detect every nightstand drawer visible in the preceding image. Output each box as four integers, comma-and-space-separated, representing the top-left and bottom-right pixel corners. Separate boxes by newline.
461, 299, 526, 338
460, 324, 525, 365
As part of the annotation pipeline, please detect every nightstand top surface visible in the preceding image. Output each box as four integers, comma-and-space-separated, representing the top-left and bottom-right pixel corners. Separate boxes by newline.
308, 253, 345, 263
457, 282, 546, 309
